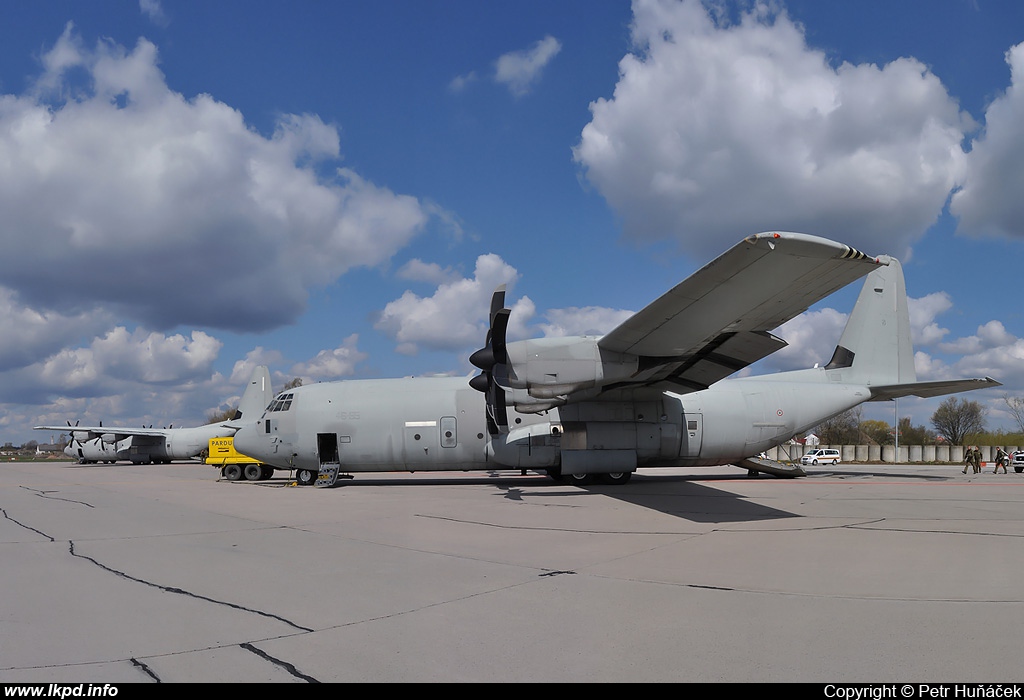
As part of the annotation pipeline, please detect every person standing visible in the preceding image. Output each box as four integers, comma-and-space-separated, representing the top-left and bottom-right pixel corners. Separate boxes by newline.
973, 446, 983, 474
964, 446, 976, 474
994, 447, 1008, 474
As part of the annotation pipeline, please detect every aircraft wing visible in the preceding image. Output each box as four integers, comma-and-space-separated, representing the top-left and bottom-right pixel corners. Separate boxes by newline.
867, 377, 1002, 401
33, 424, 232, 441
597, 232, 885, 391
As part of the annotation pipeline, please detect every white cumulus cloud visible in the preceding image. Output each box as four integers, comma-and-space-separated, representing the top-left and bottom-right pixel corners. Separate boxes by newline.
0, 26, 434, 333
495, 35, 562, 97
951, 42, 1024, 238
291, 334, 368, 380
374, 254, 535, 355
573, 0, 969, 260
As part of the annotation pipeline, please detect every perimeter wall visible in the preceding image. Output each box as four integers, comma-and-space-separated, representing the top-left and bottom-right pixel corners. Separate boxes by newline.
764, 444, 1019, 464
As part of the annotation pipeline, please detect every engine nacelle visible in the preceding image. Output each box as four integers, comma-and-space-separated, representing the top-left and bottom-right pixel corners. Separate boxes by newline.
503, 337, 637, 400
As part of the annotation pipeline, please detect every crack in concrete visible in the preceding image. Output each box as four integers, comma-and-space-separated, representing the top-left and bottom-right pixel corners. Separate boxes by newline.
1, 506, 55, 541
68, 540, 314, 632
240, 642, 320, 683
131, 657, 160, 682
19, 486, 95, 508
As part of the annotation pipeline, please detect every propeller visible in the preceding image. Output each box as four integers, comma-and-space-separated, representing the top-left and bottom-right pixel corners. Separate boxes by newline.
67, 419, 87, 442
469, 285, 511, 435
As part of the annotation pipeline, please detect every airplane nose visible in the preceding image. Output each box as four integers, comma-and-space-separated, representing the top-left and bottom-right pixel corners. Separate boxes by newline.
232, 426, 262, 459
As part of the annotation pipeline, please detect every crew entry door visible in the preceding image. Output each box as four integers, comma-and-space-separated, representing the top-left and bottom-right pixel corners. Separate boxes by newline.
317, 433, 339, 466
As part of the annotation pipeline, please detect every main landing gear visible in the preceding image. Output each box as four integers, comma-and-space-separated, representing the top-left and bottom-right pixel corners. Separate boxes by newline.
547, 467, 632, 485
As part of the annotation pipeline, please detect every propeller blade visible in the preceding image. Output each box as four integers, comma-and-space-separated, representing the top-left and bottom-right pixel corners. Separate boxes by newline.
469, 286, 512, 435
489, 285, 506, 325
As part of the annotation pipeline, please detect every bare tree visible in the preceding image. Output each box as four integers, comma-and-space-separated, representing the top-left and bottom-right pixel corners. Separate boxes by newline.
930, 397, 987, 445
1003, 395, 1024, 434
815, 406, 862, 444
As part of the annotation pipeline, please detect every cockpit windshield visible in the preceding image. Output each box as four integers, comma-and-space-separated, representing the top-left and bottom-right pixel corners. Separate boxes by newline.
265, 393, 294, 413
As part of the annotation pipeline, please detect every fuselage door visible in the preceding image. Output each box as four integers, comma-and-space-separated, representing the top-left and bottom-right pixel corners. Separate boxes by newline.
680, 413, 703, 458
317, 433, 339, 465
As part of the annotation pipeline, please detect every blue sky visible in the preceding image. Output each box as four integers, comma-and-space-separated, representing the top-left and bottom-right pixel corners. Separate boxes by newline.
4, 0, 1024, 445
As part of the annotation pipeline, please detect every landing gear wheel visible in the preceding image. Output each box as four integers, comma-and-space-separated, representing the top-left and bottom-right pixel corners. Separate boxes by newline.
565, 472, 594, 486
597, 472, 632, 485
546, 467, 564, 482
260, 466, 274, 480
244, 464, 263, 481
296, 469, 317, 486
223, 463, 243, 481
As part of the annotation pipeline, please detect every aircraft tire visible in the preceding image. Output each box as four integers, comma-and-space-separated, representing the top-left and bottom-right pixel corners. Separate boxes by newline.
546, 467, 564, 482
597, 472, 632, 485
296, 469, 317, 486
565, 472, 594, 486
244, 464, 263, 481
223, 464, 243, 481
260, 466, 274, 480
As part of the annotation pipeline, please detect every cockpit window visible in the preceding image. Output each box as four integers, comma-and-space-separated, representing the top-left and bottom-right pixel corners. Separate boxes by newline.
266, 393, 294, 412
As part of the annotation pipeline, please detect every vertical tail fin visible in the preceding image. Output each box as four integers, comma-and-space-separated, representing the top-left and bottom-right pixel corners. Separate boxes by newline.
825, 257, 915, 386
235, 365, 273, 420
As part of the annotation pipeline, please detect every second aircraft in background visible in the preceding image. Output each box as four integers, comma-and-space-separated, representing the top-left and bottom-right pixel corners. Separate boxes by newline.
35, 366, 273, 464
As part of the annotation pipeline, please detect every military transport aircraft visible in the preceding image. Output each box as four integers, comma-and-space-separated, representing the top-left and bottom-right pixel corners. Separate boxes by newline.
35, 366, 273, 464
232, 232, 998, 487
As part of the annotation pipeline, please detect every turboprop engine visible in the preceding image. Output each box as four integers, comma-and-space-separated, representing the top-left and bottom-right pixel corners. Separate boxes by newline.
468, 287, 640, 424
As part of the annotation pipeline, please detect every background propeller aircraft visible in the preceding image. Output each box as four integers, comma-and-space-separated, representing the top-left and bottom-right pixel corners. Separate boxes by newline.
36, 366, 273, 464
233, 232, 998, 487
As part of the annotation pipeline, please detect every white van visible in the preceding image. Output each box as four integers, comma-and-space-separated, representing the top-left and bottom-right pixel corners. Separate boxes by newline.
800, 448, 841, 465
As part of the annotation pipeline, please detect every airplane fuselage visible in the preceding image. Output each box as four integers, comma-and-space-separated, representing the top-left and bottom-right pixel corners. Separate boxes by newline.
66, 424, 237, 464
233, 369, 869, 476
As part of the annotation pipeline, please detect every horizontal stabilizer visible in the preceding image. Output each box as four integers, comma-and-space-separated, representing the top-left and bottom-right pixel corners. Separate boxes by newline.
735, 456, 806, 478
868, 377, 1001, 401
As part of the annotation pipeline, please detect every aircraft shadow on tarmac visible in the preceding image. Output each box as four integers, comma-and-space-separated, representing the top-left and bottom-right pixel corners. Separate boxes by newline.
275, 470, 801, 524
564, 473, 799, 524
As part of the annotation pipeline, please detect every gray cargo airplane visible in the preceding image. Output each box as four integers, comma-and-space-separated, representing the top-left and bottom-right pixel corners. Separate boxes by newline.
232, 233, 998, 486
36, 366, 273, 464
